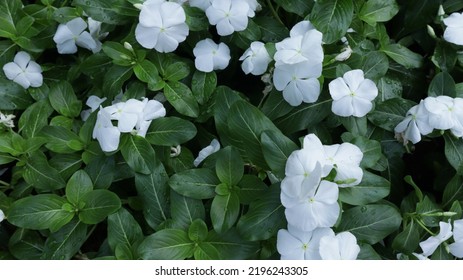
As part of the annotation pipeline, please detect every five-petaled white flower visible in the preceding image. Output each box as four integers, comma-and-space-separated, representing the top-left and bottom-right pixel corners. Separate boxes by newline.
319, 231, 360, 260
329, 69, 378, 117
419, 220, 453, 257
443, 12, 463, 46
323, 142, 363, 187
205, 0, 251, 36
277, 226, 334, 260
135, 0, 189, 53
274, 28, 323, 67
53, 18, 97, 54
3, 51, 43, 89
193, 39, 231, 72
273, 61, 322, 106
239, 41, 272, 75
394, 100, 433, 145
194, 139, 221, 166
424, 96, 463, 134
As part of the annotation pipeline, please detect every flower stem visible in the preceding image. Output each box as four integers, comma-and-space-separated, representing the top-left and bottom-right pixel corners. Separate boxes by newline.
415, 218, 436, 236
266, 0, 284, 26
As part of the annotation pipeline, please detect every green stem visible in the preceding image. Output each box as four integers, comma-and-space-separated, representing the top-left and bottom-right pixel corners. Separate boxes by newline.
266, 0, 284, 26
415, 218, 435, 236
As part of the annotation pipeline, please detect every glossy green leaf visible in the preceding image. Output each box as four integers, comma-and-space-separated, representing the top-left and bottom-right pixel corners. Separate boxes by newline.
120, 134, 157, 174
169, 168, 219, 199
444, 133, 463, 174
261, 130, 298, 179
42, 219, 87, 260
135, 161, 170, 230
339, 171, 390, 205
8, 229, 44, 260
146, 117, 197, 146
0, 0, 21, 38
310, 0, 354, 44
24, 151, 66, 191
65, 170, 93, 206
107, 208, 143, 253
48, 81, 82, 118
170, 190, 205, 230
237, 175, 268, 205
381, 44, 424, 69
138, 229, 194, 260
0, 77, 34, 110
163, 61, 190, 82
78, 190, 121, 224
443, 175, 463, 209
215, 146, 244, 186
8, 194, 74, 231
188, 219, 208, 242
72, 0, 138, 25
392, 221, 419, 254
274, 0, 312, 16
428, 71, 456, 98
164, 81, 199, 118
337, 204, 402, 244
134, 60, 163, 88
368, 98, 416, 132
191, 70, 217, 105
39, 126, 84, 154
211, 192, 240, 234
359, 0, 399, 26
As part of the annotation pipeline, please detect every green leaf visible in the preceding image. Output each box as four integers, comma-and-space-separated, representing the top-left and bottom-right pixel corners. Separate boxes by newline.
309, 0, 354, 44
39, 126, 84, 154
24, 151, 66, 191
84, 155, 115, 189
261, 90, 294, 121
8, 194, 74, 231
428, 72, 456, 98
254, 16, 288, 42
8, 229, 44, 260
107, 208, 143, 253
42, 219, 87, 260
215, 146, 244, 186
211, 192, 240, 234
416, 196, 441, 227
78, 190, 121, 224
237, 184, 285, 241
368, 98, 416, 132
146, 117, 197, 146
191, 70, 217, 105
0, 77, 34, 110
432, 41, 458, 72
135, 162, 170, 230
214, 86, 243, 146
349, 136, 382, 169
170, 190, 205, 230
205, 229, 259, 260
138, 229, 194, 260
274, 98, 331, 134
65, 170, 93, 206
392, 221, 419, 254
357, 243, 382, 260
120, 134, 157, 175
164, 81, 199, 118
362, 51, 389, 80
48, 81, 82, 118
274, 0, 312, 17
0, 0, 21, 38
227, 100, 279, 168
339, 171, 390, 205
103, 65, 133, 97
194, 242, 221, 260
261, 130, 298, 179
102, 41, 134, 66
431, 244, 453, 260
169, 168, 219, 199
72, 0, 138, 25
381, 44, 424, 69
133, 60, 163, 89
359, 0, 399, 26
443, 175, 463, 209
337, 204, 402, 244
237, 175, 268, 205
444, 133, 463, 174
377, 76, 403, 101
183, 5, 209, 31
51, 153, 83, 181
188, 219, 208, 242
163, 61, 190, 82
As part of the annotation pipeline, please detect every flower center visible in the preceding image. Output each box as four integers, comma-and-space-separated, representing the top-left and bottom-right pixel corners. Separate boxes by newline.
302, 243, 308, 251
349, 91, 356, 97
308, 197, 315, 203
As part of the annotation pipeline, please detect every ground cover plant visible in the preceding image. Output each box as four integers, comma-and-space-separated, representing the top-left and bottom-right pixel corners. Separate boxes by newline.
1, 0, 463, 260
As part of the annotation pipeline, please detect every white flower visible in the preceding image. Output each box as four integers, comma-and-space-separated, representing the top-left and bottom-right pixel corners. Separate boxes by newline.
239, 41, 272, 75
329, 69, 378, 117
273, 61, 322, 106
443, 12, 463, 46
274, 29, 323, 66
284, 180, 340, 232
335, 45, 353, 61
449, 219, 463, 258
277, 226, 334, 260
205, 0, 250, 36
319, 231, 360, 260
3, 51, 43, 89
194, 139, 220, 166
87, 17, 108, 53
136, 99, 166, 137
289, 20, 316, 37
135, 0, 189, 53
0, 209, 4, 223
243, 0, 260, 17
424, 96, 463, 133
0, 111, 15, 128
193, 39, 231, 72
53, 18, 97, 54
394, 101, 433, 144
189, 0, 212, 11
81, 95, 107, 121
93, 107, 121, 152
419, 220, 453, 257
323, 143, 363, 187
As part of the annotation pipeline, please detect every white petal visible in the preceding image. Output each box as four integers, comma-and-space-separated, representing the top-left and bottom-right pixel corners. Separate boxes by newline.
286, 203, 317, 232
276, 229, 305, 259
331, 97, 354, 117
449, 241, 463, 258
355, 79, 378, 101
14, 51, 31, 69
193, 139, 220, 166
351, 97, 373, 117
443, 26, 463, 45
25, 60, 42, 74
139, 2, 162, 27
453, 219, 463, 242
161, 2, 186, 27
66, 18, 87, 35
215, 19, 235, 36
328, 77, 351, 100
273, 65, 293, 90
143, 100, 166, 121
24, 72, 43, 88
0, 209, 4, 222
135, 25, 160, 49
53, 24, 74, 44
290, 20, 315, 37
166, 24, 189, 43
117, 112, 139, 133
343, 69, 365, 92
86, 96, 107, 111
97, 126, 121, 152
282, 82, 303, 106
419, 236, 441, 257
443, 12, 463, 28
155, 32, 179, 53
76, 31, 97, 51
3, 62, 22, 81
319, 235, 341, 259
195, 55, 214, 72
314, 180, 339, 204
57, 39, 78, 54
297, 78, 320, 103
13, 73, 31, 89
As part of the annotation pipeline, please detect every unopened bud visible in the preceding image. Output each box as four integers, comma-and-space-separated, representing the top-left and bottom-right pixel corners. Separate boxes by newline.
427, 25, 436, 39
124, 42, 133, 52
438, 5, 445, 17
134, 3, 143, 10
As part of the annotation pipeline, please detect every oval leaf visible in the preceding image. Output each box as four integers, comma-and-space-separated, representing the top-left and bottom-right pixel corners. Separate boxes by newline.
78, 189, 121, 224
138, 229, 194, 260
